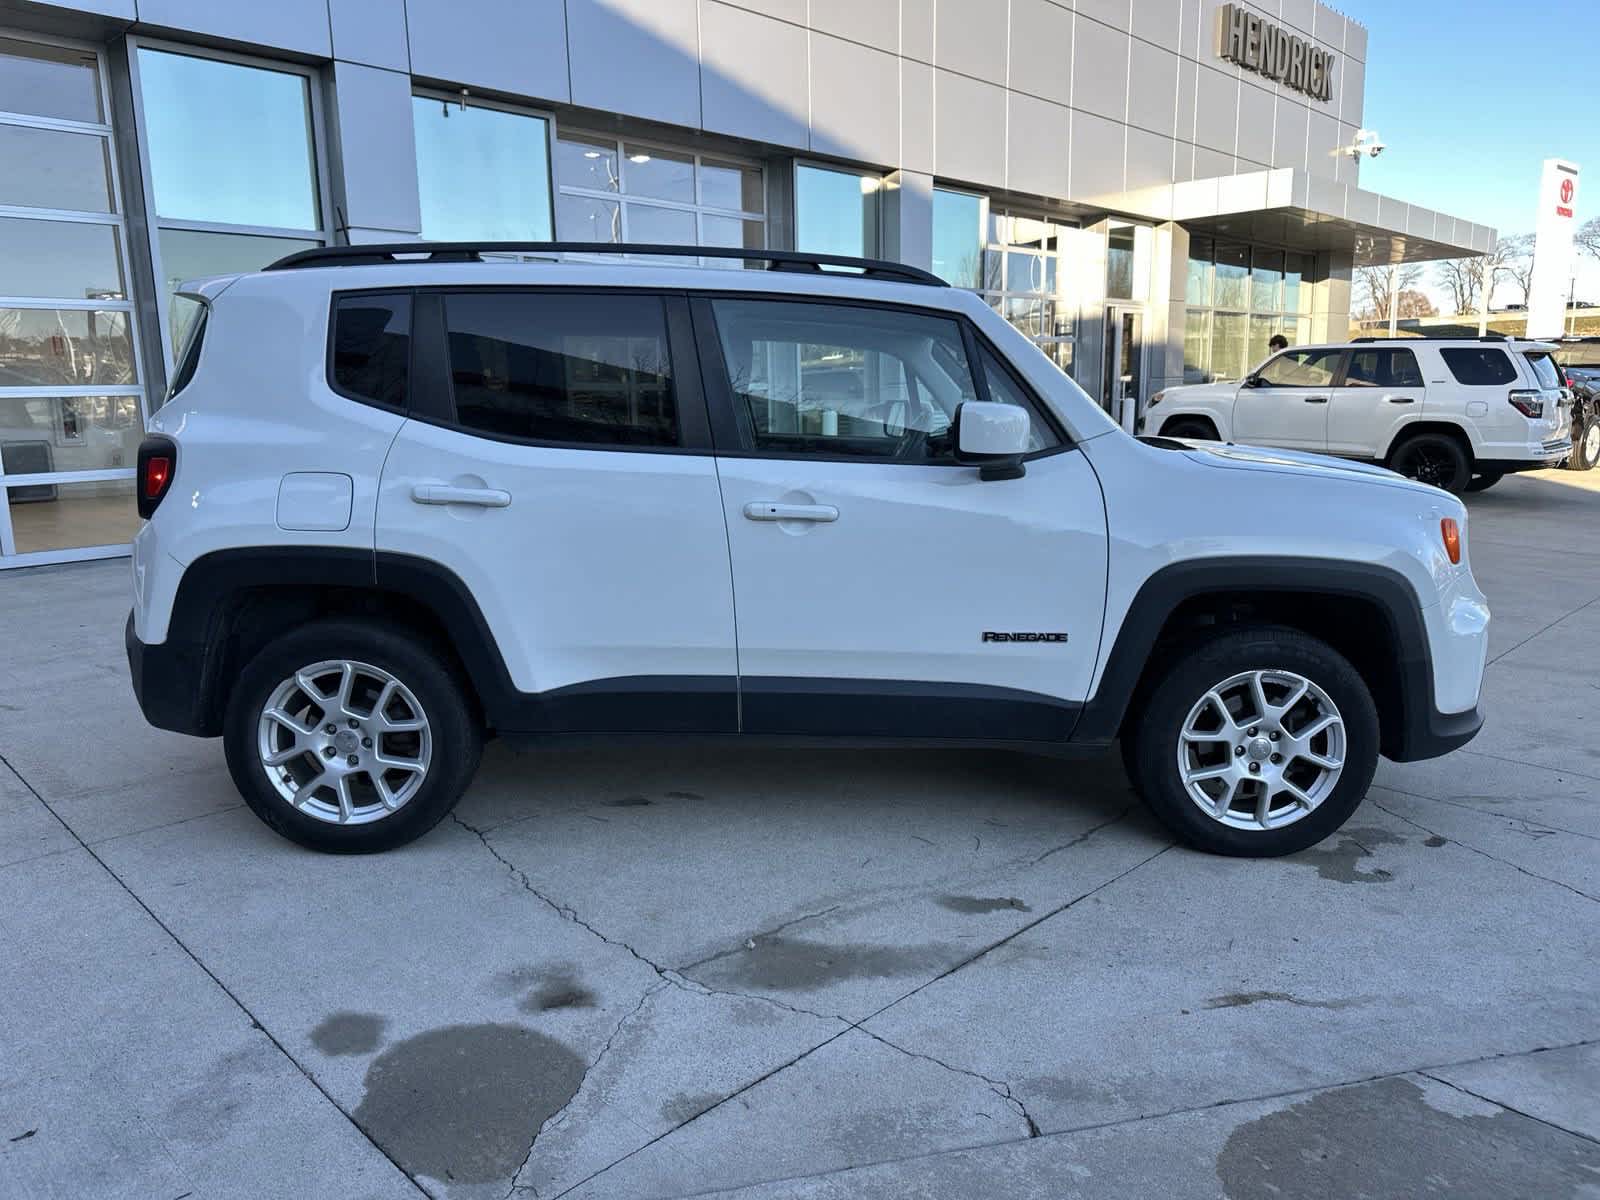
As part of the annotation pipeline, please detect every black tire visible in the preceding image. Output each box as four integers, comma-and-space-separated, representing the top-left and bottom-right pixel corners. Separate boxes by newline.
1565, 417, 1600, 471
1388, 432, 1471, 493
223, 619, 482, 853
1161, 417, 1220, 441
1123, 626, 1380, 857
1463, 471, 1504, 492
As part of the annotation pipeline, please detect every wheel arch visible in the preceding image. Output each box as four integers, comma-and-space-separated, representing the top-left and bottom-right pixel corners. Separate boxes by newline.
1157, 412, 1223, 439
1380, 419, 1479, 464
1073, 558, 1435, 761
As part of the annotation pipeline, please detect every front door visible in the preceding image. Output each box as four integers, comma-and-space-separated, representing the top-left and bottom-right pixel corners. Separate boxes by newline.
376, 289, 738, 732
1328, 343, 1426, 457
1231, 346, 1347, 451
695, 295, 1108, 740
1102, 308, 1144, 433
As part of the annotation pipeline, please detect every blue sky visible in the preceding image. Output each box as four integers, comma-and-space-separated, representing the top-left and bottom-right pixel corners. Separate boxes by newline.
1346, 0, 1599, 304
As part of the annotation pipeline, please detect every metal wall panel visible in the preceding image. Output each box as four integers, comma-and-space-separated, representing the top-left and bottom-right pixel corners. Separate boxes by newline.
567, 0, 700, 129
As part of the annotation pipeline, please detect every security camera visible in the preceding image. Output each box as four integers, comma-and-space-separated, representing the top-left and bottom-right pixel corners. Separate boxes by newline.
1338, 129, 1385, 159
1365, 141, 1386, 158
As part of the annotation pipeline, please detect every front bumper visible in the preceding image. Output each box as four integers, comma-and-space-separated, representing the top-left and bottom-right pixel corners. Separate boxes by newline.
1388, 699, 1484, 762
125, 612, 217, 737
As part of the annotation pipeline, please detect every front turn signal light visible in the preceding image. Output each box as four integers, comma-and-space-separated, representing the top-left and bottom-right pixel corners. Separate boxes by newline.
1440, 517, 1461, 565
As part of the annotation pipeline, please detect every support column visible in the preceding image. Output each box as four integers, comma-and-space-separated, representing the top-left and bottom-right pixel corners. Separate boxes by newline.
881, 169, 933, 270
324, 62, 422, 244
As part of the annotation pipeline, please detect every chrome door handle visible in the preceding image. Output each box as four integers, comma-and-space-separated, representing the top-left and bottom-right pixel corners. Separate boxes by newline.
1303, 396, 1329, 404
1385, 395, 1415, 404
411, 483, 511, 507
743, 501, 839, 523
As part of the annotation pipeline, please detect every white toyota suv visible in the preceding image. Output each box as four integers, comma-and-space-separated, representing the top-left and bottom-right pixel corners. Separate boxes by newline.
1142, 336, 1572, 493
126, 243, 1489, 859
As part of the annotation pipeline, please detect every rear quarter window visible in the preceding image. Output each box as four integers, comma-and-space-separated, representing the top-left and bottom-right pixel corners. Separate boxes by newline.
1522, 352, 1561, 390
330, 292, 412, 410
1439, 347, 1516, 386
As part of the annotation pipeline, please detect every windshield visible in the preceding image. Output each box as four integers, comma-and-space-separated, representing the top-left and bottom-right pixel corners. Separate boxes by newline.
1555, 343, 1600, 369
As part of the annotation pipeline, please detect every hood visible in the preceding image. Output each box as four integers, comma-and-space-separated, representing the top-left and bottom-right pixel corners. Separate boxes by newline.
1159, 437, 1449, 498
1156, 380, 1236, 402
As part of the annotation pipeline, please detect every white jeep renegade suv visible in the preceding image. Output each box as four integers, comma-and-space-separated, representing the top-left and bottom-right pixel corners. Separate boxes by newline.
1142, 336, 1571, 493
125, 243, 1489, 858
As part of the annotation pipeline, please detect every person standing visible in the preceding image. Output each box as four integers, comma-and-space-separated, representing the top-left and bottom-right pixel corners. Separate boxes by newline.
1268, 333, 1289, 354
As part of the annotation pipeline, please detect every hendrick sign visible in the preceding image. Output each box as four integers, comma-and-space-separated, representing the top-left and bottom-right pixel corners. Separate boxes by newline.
1218, 3, 1335, 103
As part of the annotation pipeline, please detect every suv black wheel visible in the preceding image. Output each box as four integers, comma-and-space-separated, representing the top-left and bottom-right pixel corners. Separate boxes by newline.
1463, 471, 1503, 492
1566, 416, 1600, 471
1161, 417, 1219, 441
223, 619, 482, 853
1389, 432, 1471, 493
1122, 626, 1380, 857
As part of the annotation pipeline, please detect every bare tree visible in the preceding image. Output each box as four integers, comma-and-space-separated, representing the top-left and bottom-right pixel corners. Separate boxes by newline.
1355, 263, 1422, 320
1394, 289, 1437, 319
1474, 240, 1517, 310
1577, 216, 1600, 263
1498, 233, 1536, 305
1435, 258, 1481, 315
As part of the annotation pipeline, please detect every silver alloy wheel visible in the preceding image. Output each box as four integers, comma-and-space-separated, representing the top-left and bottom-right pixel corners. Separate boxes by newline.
1585, 421, 1600, 464
256, 659, 432, 825
1176, 669, 1346, 831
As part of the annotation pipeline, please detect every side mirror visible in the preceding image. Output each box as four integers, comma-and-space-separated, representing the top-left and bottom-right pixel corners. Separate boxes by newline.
955, 402, 1030, 481
1244, 374, 1263, 388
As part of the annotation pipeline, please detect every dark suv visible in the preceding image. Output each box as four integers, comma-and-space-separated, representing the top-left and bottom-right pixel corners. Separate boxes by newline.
1552, 337, 1600, 471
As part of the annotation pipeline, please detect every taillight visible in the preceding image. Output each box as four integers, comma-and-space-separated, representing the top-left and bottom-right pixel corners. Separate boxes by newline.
1440, 518, 1461, 565
1507, 388, 1544, 419
136, 436, 177, 519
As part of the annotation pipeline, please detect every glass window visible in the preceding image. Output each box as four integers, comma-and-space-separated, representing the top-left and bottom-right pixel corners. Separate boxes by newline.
625, 203, 695, 246
155, 228, 317, 356
0, 308, 135, 387
1284, 253, 1313, 316
0, 36, 102, 124
443, 291, 677, 447
1213, 244, 1249, 309
167, 301, 207, 401
1345, 347, 1423, 388
622, 145, 694, 204
1440, 348, 1516, 386
1183, 308, 1211, 383
556, 194, 621, 242
1186, 239, 1213, 306
1209, 311, 1248, 382
711, 297, 989, 460
556, 134, 620, 193
413, 97, 553, 241
700, 215, 764, 259
977, 346, 1061, 451
1522, 352, 1561, 390
0, 126, 112, 213
1106, 224, 1137, 300
700, 159, 763, 212
138, 49, 319, 231
1257, 348, 1344, 387
6, 476, 137, 554
1250, 250, 1284, 313
795, 164, 880, 259
331, 294, 411, 409
0, 217, 124, 300
0, 395, 143, 472
932, 189, 983, 289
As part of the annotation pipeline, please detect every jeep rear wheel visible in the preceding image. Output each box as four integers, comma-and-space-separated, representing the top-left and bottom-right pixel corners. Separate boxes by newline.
1389, 433, 1470, 493
224, 620, 482, 853
1123, 627, 1380, 856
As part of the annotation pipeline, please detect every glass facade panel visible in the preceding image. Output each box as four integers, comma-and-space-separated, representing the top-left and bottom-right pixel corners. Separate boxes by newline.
1285, 252, 1314, 315
623, 145, 694, 204
700, 159, 763, 212
699, 214, 764, 265
1210, 311, 1248, 383
1249, 314, 1278, 367
626, 202, 695, 245
932, 189, 983, 289
795, 164, 879, 258
0, 394, 143, 472
1183, 309, 1211, 383
0, 36, 102, 123
1213, 244, 1249, 308
0, 217, 124, 301
5, 476, 137, 554
155, 229, 316, 355
556, 193, 621, 242
0, 308, 134, 387
1251, 250, 1284, 313
1107, 224, 1137, 300
556, 133, 620, 192
138, 49, 319, 231
0, 126, 112, 213
1186, 238, 1213, 305
1183, 244, 1317, 381
413, 97, 553, 241
980, 208, 1076, 373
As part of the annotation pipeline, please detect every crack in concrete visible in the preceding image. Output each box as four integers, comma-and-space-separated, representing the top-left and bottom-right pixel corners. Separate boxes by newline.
1027, 804, 1140, 867
679, 904, 846, 973
1416, 1067, 1600, 1149
1486, 592, 1600, 666
1376, 781, 1600, 844
1369, 800, 1600, 905
0, 754, 434, 1199
856, 1027, 1041, 1139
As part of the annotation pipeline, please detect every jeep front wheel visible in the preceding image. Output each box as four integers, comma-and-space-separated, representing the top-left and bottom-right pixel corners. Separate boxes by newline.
224, 620, 482, 853
1123, 627, 1379, 856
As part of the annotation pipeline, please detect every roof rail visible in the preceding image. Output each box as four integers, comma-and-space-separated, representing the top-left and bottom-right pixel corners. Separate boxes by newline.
1349, 334, 1508, 343
263, 241, 949, 287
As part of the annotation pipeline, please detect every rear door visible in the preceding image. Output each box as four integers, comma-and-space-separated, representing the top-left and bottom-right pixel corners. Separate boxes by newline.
1231, 347, 1346, 451
375, 288, 738, 732
1328, 344, 1425, 457
695, 294, 1107, 740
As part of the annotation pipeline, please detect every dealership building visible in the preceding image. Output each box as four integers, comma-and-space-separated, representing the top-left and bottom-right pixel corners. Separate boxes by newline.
0, 0, 1493, 568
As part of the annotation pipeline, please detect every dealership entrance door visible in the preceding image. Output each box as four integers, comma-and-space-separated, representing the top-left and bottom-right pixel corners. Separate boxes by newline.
1102, 306, 1144, 432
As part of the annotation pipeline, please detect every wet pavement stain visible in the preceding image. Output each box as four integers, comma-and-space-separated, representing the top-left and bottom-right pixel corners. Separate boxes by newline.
1216, 1076, 1600, 1199
521, 970, 598, 1013
352, 1024, 586, 1187
1424, 835, 1448, 847
1287, 827, 1404, 883
691, 937, 957, 992
310, 1012, 387, 1057
1203, 991, 1367, 1011
604, 795, 653, 807
938, 895, 1032, 914
659, 1090, 724, 1124
664, 790, 703, 801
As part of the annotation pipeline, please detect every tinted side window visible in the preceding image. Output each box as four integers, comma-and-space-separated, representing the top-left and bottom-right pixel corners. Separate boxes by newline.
1522, 352, 1560, 390
444, 292, 677, 446
713, 298, 980, 460
166, 300, 208, 401
1345, 347, 1423, 388
1440, 348, 1516, 386
977, 345, 1061, 451
332, 293, 411, 409
1257, 348, 1343, 387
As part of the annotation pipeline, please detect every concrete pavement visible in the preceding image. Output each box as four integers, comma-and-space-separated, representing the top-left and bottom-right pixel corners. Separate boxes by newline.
1, 467, 1597, 1198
